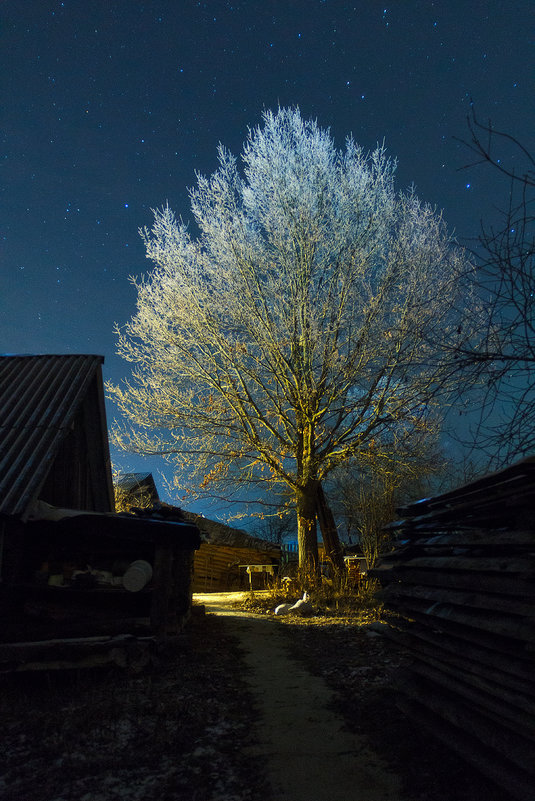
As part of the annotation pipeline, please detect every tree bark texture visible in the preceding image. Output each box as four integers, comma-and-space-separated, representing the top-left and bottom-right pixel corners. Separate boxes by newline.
316, 482, 346, 573
296, 483, 319, 574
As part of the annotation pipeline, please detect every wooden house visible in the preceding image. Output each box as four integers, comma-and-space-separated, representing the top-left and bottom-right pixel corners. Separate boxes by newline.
0, 355, 200, 670
372, 456, 535, 801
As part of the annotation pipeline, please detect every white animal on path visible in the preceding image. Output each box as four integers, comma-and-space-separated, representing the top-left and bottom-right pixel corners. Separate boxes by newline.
274, 592, 312, 616
274, 602, 293, 616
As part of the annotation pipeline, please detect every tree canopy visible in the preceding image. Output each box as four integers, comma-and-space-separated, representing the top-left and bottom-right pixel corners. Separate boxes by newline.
109, 107, 471, 570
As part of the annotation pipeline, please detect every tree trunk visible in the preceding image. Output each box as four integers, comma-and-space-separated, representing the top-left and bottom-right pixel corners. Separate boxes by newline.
316, 482, 346, 573
296, 482, 319, 575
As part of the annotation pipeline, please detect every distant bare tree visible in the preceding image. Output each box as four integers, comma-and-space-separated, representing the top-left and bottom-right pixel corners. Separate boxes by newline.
453, 108, 535, 463
258, 508, 296, 546
330, 428, 443, 568
108, 108, 472, 574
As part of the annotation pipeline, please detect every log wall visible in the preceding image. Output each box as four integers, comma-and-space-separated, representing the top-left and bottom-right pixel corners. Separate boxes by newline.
372, 458, 535, 801
192, 543, 280, 592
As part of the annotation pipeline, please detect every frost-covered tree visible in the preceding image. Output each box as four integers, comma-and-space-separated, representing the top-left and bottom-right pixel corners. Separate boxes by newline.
108, 108, 470, 572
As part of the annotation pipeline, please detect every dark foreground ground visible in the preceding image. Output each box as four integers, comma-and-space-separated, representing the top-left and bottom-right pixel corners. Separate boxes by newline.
0, 604, 511, 801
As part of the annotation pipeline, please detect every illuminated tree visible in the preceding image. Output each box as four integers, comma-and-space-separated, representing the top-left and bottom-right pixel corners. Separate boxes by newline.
108, 108, 470, 573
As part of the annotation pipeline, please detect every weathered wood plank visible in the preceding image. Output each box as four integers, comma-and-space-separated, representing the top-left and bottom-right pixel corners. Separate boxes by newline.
373, 563, 535, 596
398, 554, 535, 574
411, 660, 535, 748
379, 621, 535, 683
382, 595, 535, 643
396, 606, 533, 661
413, 530, 535, 548
412, 654, 535, 730
403, 668, 535, 770
377, 457, 535, 798
396, 694, 535, 801
381, 582, 535, 617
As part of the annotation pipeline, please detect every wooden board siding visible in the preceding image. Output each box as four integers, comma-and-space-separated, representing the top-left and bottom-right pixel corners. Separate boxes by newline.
372, 460, 535, 801
193, 543, 280, 592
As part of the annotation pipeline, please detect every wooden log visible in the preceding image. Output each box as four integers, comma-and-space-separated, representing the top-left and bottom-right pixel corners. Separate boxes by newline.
0, 634, 155, 672
151, 546, 173, 633
168, 548, 194, 632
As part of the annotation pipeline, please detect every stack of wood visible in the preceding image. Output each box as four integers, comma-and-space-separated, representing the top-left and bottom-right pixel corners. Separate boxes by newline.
371, 457, 535, 801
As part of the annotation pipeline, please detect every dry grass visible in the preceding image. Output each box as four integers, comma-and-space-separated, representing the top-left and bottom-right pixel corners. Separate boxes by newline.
235, 574, 385, 624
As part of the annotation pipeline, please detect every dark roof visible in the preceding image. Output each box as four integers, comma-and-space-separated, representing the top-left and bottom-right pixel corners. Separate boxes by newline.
26, 500, 201, 550
182, 510, 279, 551
116, 472, 160, 500
0, 354, 111, 517
116, 475, 276, 551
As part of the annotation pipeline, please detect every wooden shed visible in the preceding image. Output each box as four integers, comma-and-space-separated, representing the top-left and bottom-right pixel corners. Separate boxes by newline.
0, 355, 200, 670
372, 456, 535, 801
187, 514, 280, 592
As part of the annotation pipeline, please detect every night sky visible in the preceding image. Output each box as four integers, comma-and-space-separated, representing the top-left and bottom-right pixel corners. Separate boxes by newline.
2, 1, 534, 505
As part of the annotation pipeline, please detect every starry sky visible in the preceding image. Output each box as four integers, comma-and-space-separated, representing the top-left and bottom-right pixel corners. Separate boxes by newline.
1, 1, 534, 504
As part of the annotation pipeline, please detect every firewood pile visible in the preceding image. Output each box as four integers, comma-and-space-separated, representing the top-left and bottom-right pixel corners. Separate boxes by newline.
371, 457, 535, 801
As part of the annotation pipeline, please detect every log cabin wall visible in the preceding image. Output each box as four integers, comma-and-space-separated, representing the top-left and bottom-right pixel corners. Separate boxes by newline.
192, 542, 280, 592
372, 457, 535, 801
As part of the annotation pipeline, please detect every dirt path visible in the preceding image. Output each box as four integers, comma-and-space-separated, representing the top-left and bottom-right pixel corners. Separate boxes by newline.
194, 593, 406, 801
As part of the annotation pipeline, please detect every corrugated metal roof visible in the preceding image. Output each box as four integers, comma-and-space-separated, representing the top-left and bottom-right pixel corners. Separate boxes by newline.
0, 354, 106, 517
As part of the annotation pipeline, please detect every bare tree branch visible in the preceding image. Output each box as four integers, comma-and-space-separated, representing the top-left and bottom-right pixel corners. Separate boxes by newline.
450, 108, 534, 464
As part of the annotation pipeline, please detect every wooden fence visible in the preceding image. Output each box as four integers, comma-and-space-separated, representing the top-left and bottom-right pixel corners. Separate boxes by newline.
372, 457, 535, 801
